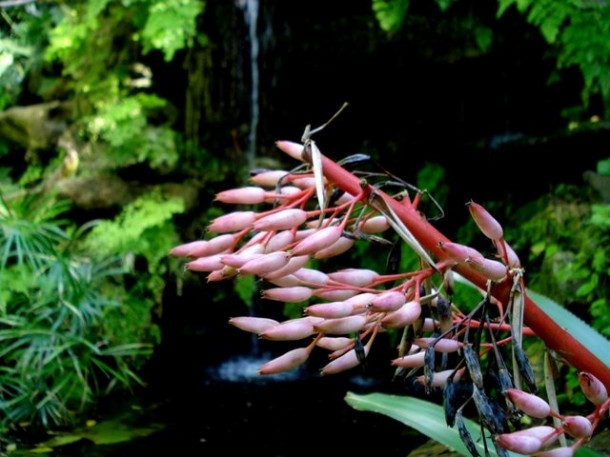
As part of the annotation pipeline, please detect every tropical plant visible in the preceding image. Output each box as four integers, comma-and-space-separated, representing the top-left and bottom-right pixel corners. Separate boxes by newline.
0, 192, 154, 438
170, 117, 609, 456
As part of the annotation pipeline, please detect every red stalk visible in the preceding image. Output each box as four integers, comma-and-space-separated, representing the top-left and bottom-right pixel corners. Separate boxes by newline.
318, 153, 610, 390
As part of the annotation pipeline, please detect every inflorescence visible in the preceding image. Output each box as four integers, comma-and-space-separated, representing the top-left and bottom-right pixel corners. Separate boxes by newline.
170, 138, 609, 457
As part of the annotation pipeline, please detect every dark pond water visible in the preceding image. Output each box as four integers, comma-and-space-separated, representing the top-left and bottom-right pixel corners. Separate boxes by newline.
39, 352, 427, 457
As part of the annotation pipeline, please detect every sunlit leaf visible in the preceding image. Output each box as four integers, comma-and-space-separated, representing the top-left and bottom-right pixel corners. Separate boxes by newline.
345, 392, 519, 457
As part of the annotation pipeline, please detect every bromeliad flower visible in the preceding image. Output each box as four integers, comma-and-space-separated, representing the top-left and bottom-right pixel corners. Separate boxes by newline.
171, 116, 609, 457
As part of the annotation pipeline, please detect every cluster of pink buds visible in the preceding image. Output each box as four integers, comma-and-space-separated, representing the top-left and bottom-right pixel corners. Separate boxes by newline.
492, 372, 609, 456
170, 136, 609, 457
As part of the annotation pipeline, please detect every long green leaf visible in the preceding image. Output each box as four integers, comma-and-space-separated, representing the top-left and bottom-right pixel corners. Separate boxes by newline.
526, 289, 610, 368
345, 392, 519, 457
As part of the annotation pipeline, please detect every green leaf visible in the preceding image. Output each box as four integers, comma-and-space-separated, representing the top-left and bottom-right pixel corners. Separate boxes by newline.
575, 446, 608, 457
345, 392, 519, 457
527, 289, 610, 368
474, 26, 493, 53
235, 274, 256, 306
597, 158, 610, 176
372, 0, 410, 33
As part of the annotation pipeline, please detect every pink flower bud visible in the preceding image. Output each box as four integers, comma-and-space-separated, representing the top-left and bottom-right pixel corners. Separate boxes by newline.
249, 169, 290, 187
416, 367, 464, 387
275, 140, 306, 161
239, 251, 291, 276
221, 252, 263, 268
414, 337, 463, 353
578, 371, 608, 405
321, 339, 372, 375
506, 426, 557, 445
467, 200, 504, 241
369, 290, 406, 312
292, 267, 330, 285
438, 241, 483, 263
333, 191, 355, 205
254, 209, 308, 231
259, 316, 324, 341
506, 388, 552, 419
391, 351, 426, 368
291, 176, 317, 189
291, 226, 343, 256
259, 347, 311, 375
314, 236, 355, 259
264, 230, 295, 252
208, 211, 257, 233
359, 215, 390, 233
313, 288, 358, 301
187, 234, 237, 257
503, 241, 521, 269
185, 255, 225, 272
422, 317, 437, 331
316, 336, 353, 351
246, 230, 267, 245
262, 286, 313, 302
215, 186, 267, 204
344, 292, 377, 308
170, 240, 201, 257
495, 433, 543, 455
207, 266, 237, 281
228, 316, 279, 334
264, 274, 301, 287
305, 301, 359, 319
306, 218, 332, 228
533, 446, 574, 457
294, 228, 316, 241
465, 255, 507, 281
171, 236, 233, 258
562, 415, 592, 439
381, 300, 422, 329
328, 268, 380, 287
314, 315, 367, 335
266, 185, 302, 200
262, 255, 310, 280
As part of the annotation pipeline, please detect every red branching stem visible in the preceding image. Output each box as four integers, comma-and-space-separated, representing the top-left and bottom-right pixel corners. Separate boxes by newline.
318, 152, 610, 390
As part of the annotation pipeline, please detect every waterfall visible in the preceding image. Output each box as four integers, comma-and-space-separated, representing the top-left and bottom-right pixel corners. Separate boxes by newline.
237, 0, 261, 355
242, 0, 260, 170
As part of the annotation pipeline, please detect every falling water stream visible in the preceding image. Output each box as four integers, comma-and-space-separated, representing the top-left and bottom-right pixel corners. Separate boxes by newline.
242, 0, 259, 170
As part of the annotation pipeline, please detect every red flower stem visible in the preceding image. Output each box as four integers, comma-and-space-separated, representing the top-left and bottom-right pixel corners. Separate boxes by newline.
318, 153, 610, 390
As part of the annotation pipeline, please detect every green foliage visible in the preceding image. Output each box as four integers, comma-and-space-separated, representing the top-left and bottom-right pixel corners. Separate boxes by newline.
235, 274, 257, 307
84, 190, 185, 306
497, 0, 610, 116
0, 194, 152, 430
597, 157, 610, 175
0, 6, 56, 109
416, 162, 449, 211
46, 0, 204, 68
372, 0, 410, 33
34, 1, 205, 174
473, 24, 493, 53
86, 94, 180, 170
85, 190, 184, 267
139, 0, 205, 61
507, 182, 610, 338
